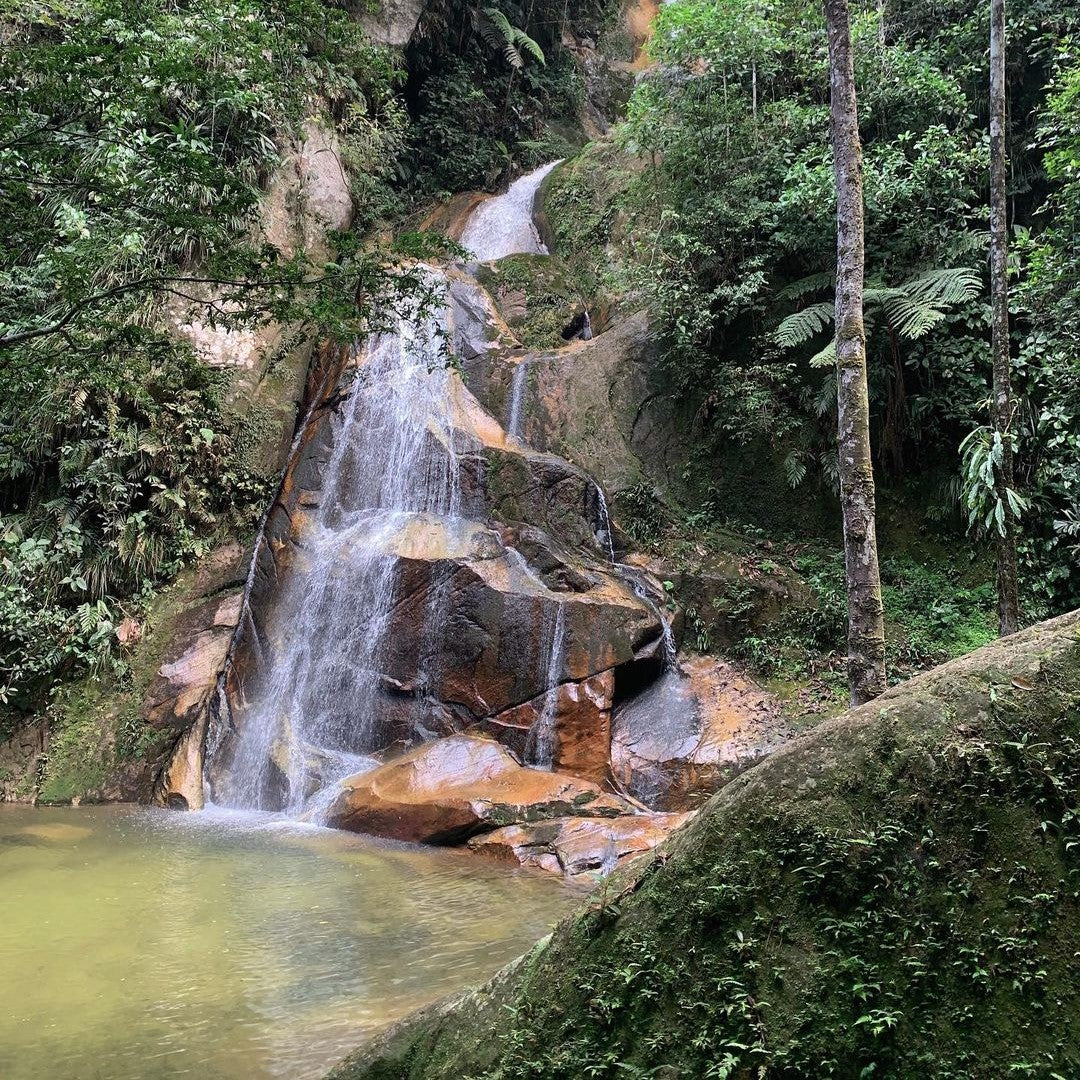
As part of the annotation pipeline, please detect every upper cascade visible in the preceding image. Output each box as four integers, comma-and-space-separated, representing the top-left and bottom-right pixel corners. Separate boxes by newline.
459, 160, 562, 262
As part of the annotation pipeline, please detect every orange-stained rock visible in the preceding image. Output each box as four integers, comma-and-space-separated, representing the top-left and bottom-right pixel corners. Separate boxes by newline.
324, 735, 631, 844
479, 669, 615, 785
468, 811, 693, 878
611, 656, 792, 811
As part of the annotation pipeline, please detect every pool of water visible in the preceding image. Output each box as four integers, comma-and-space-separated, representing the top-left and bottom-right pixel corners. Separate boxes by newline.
0, 805, 581, 1080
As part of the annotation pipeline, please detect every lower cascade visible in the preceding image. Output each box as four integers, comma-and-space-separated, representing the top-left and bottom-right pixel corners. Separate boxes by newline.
207, 293, 465, 814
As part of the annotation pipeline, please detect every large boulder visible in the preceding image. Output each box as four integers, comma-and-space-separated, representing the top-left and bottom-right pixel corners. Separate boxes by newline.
324, 734, 630, 843
328, 609, 1080, 1079
461, 309, 691, 501
611, 656, 791, 810
208, 330, 670, 802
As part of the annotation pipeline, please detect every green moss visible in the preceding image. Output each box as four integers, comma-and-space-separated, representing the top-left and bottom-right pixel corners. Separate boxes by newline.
36, 565, 214, 804
37, 686, 116, 804
475, 253, 586, 350
331, 612, 1080, 1079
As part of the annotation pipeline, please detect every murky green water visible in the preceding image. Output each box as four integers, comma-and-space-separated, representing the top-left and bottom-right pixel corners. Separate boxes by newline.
0, 805, 581, 1080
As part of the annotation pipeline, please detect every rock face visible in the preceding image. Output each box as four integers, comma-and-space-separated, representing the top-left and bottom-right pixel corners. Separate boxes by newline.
611, 656, 792, 810
0, 720, 46, 802
166, 119, 354, 479
469, 811, 692, 879
355, 0, 427, 47
460, 307, 690, 502
156, 198, 785, 881
325, 735, 629, 843
328, 609, 1080, 1079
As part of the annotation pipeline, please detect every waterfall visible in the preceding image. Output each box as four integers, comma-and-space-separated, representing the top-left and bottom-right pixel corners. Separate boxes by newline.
506, 361, 529, 440
622, 570, 678, 673
209, 290, 465, 815
525, 602, 567, 770
204, 159, 602, 815
594, 483, 616, 564
460, 160, 562, 262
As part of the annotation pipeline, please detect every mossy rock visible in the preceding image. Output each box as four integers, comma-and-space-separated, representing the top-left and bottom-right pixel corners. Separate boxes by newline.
536, 139, 643, 302
330, 609, 1080, 1079
36, 544, 247, 805
473, 254, 587, 351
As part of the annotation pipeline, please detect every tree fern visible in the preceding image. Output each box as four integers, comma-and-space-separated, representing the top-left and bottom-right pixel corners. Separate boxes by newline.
479, 8, 545, 69
776, 266, 982, 352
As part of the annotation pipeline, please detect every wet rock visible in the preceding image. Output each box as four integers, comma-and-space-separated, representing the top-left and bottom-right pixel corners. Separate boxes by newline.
468, 811, 692, 878
462, 310, 689, 502
478, 670, 615, 785
149, 588, 244, 810
0, 720, 46, 803
610, 656, 792, 811
325, 734, 631, 843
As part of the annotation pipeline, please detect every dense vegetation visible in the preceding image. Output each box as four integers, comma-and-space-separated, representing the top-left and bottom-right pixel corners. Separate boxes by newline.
545, 0, 1080, 624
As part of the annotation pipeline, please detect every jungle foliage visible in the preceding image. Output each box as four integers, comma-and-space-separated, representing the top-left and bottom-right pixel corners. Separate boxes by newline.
546, 0, 1080, 620
0, 0, 410, 711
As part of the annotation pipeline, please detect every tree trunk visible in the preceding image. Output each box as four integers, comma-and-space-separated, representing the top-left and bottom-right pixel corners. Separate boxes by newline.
990, 0, 1020, 635
825, 0, 887, 704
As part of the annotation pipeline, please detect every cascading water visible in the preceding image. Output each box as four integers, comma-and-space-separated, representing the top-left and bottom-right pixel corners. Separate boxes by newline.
505, 361, 530, 440
622, 569, 678, 673
209, 291, 466, 815
209, 163, 576, 816
460, 160, 562, 261
594, 483, 617, 564
524, 601, 567, 769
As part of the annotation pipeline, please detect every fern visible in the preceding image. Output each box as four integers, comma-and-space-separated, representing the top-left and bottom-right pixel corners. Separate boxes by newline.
867, 267, 982, 339
479, 7, 544, 69
775, 266, 982, 355
774, 301, 834, 349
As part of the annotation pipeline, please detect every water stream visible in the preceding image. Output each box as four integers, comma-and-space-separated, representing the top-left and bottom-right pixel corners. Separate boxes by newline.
505, 360, 530, 440
460, 160, 562, 261
0, 805, 578, 1080
211, 162, 571, 816
210, 295, 464, 815
524, 601, 567, 769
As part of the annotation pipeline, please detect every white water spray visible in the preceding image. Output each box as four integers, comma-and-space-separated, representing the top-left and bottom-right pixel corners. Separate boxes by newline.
460, 161, 562, 262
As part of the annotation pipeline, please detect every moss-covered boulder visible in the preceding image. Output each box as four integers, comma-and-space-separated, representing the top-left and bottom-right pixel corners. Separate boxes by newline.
329, 608, 1080, 1079
473, 254, 587, 351
33, 544, 247, 806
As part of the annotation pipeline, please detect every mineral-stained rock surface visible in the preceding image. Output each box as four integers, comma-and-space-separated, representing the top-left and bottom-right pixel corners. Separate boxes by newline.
324, 735, 630, 843
468, 811, 693, 878
611, 655, 792, 810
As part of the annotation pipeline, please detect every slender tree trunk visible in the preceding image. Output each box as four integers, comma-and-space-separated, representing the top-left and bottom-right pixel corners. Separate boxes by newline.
990, 0, 1020, 635
825, 0, 887, 704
